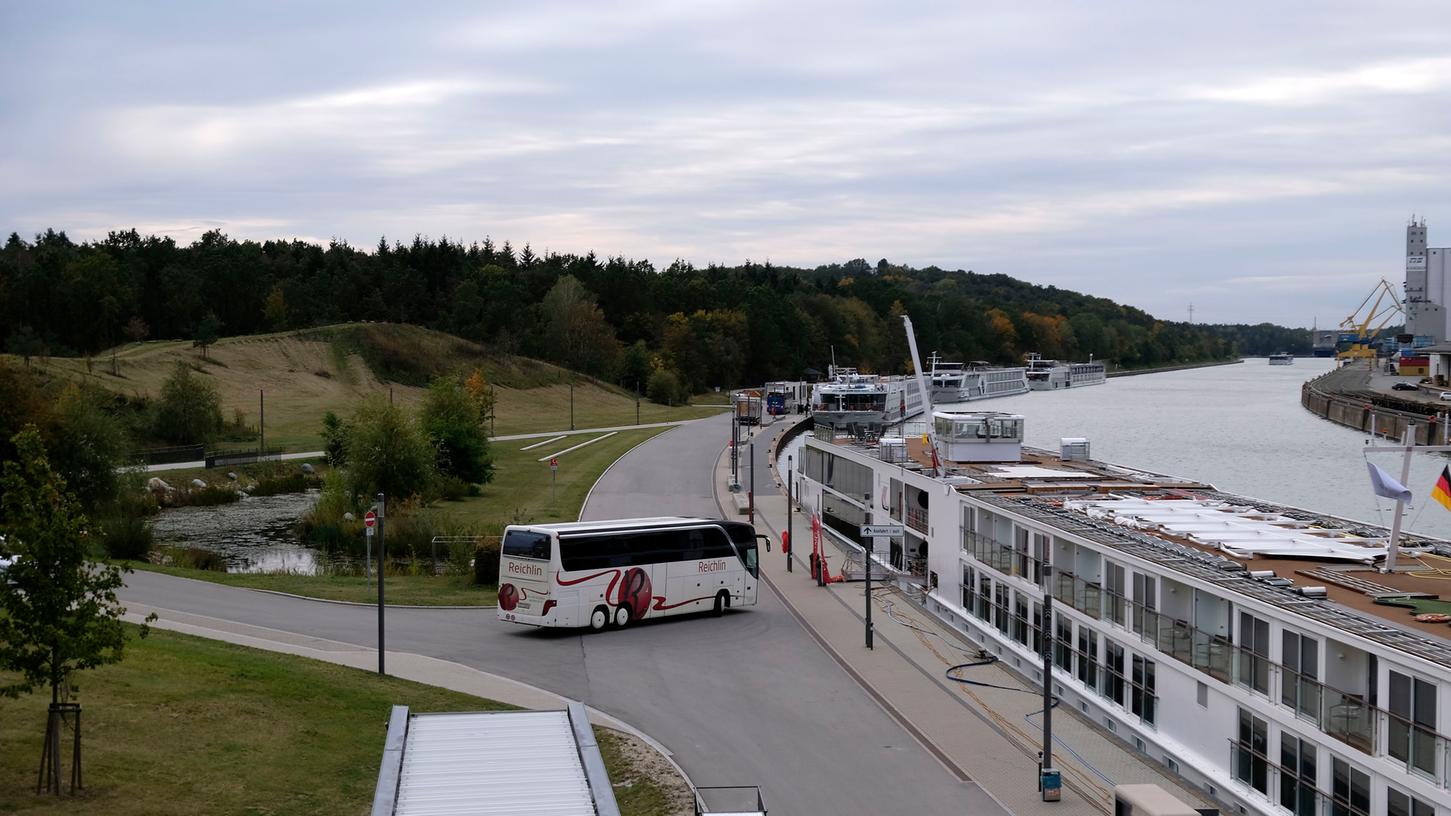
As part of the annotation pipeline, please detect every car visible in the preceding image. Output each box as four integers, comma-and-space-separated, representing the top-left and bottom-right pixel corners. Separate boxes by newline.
1440, 392, 1451, 401
1392, 382, 1420, 391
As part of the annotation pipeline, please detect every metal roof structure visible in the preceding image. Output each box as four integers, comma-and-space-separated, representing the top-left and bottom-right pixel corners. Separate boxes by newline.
372, 702, 620, 816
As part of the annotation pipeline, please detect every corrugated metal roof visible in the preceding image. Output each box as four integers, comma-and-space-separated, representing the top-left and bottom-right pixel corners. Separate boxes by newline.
394, 711, 597, 816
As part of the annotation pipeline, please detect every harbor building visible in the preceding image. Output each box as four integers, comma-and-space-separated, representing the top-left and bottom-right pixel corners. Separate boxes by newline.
795, 414, 1451, 816
1405, 218, 1451, 347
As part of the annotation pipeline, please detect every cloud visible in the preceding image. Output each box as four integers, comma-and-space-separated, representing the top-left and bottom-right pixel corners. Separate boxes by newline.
1186, 56, 1451, 105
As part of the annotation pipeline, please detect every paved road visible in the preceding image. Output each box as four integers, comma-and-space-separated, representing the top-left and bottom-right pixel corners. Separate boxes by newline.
121, 414, 985, 815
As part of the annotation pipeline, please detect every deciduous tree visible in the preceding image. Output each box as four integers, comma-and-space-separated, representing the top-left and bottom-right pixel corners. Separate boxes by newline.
0, 428, 150, 793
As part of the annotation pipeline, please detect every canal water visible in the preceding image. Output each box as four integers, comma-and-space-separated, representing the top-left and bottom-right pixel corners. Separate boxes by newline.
781, 358, 1451, 541
941, 358, 1451, 541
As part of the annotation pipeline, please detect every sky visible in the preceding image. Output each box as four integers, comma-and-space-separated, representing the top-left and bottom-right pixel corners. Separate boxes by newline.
3, 1, 1451, 328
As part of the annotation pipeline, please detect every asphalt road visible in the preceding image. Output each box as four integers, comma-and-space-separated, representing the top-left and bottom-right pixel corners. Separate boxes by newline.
121, 414, 993, 815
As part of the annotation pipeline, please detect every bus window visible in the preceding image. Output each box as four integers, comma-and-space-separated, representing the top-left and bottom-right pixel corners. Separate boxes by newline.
703, 528, 736, 559
503, 529, 551, 560
744, 544, 758, 577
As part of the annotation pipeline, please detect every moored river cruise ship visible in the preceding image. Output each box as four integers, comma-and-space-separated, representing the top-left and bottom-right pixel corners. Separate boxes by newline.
794, 412, 1451, 816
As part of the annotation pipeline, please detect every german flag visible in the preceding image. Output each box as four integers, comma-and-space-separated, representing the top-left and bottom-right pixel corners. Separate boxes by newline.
1434, 467, 1451, 512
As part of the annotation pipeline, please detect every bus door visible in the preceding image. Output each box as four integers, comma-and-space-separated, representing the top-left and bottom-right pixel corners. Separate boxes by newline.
498, 528, 554, 620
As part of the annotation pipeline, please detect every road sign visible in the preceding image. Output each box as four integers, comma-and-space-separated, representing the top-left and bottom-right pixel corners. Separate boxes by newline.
364, 510, 377, 528
549, 457, 559, 472
860, 523, 905, 538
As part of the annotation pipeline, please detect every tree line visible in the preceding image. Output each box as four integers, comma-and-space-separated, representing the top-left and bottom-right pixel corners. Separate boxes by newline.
2, 229, 1311, 392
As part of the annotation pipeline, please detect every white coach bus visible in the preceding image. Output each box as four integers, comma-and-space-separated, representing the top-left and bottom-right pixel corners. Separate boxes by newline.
497, 517, 762, 630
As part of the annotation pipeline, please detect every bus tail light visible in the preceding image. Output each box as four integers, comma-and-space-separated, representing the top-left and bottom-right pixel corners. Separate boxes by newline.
541, 599, 557, 616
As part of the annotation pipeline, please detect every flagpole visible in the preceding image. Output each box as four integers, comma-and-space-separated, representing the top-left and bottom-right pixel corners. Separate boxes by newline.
1385, 427, 1415, 574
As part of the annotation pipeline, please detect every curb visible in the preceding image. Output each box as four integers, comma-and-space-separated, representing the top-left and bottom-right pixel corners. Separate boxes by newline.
247, 587, 497, 610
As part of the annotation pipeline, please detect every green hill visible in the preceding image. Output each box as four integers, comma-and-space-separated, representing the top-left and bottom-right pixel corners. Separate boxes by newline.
14, 323, 722, 451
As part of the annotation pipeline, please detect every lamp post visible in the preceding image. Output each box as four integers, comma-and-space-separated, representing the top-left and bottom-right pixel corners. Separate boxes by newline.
1040, 563, 1056, 801
748, 440, 754, 524
864, 498, 873, 650
376, 493, 387, 675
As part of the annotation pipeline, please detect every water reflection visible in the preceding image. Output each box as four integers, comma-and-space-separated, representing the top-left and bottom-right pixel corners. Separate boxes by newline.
151, 490, 332, 574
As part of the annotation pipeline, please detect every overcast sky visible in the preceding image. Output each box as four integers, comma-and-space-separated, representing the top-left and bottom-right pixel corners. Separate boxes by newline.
4, 2, 1451, 327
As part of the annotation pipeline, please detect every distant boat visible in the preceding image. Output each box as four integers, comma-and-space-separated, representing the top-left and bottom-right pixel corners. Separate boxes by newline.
1268, 352, 1294, 365
811, 366, 924, 429
1024, 353, 1107, 390
926, 352, 1029, 402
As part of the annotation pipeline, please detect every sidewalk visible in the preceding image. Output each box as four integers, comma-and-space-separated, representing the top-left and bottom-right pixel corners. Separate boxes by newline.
722, 421, 1212, 816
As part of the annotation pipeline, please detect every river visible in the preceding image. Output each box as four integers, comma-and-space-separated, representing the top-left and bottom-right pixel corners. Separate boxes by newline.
947, 358, 1451, 540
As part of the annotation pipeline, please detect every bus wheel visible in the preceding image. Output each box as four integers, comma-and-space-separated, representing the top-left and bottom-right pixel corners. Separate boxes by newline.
713, 590, 730, 616
613, 605, 632, 628
589, 606, 609, 631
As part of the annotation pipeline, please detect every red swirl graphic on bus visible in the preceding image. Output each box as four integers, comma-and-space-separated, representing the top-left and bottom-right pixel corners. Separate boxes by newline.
498, 583, 519, 611
620, 568, 652, 619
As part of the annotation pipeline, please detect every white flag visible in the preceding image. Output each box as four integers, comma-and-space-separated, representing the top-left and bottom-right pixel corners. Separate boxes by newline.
1366, 461, 1412, 502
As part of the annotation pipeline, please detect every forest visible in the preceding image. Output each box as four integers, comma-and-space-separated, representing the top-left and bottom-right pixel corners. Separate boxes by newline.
0, 229, 1309, 392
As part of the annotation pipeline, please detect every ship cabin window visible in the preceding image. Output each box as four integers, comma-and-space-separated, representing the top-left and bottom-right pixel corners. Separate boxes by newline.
1387, 787, 1434, 816
933, 415, 1024, 442
1387, 670, 1437, 778
1281, 631, 1320, 720
1237, 612, 1271, 696
1234, 708, 1269, 795
1330, 757, 1370, 816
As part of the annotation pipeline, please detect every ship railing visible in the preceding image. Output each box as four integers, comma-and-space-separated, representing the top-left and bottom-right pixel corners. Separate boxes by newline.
1227, 738, 1374, 816
906, 506, 929, 534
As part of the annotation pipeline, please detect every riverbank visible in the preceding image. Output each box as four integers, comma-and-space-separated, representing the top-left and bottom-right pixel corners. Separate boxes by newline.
0, 627, 681, 815
1299, 364, 1447, 444
1108, 357, 1242, 378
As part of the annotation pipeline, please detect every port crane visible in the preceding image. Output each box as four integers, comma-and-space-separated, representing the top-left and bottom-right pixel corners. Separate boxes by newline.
1337, 277, 1403, 362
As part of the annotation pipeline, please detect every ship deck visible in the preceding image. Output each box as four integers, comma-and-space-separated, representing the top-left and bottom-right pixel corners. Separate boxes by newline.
823, 432, 1451, 663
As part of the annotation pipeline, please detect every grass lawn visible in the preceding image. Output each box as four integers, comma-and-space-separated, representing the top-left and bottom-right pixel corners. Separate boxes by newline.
0, 628, 680, 815
129, 564, 497, 606
425, 425, 673, 528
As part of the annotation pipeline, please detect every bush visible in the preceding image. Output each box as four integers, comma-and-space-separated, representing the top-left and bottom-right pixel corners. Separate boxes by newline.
153, 361, 224, 444
175, 546, 228, 571
473, 539, 500, 585
646, 368, 688, 405
173, 483, 241, 507
431, 474, 471, 502
344, 397, 436, 501
99, 512, 152, 561
250, 470, 318, 496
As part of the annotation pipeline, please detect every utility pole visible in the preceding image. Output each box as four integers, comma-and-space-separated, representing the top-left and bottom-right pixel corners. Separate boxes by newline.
786, 455, 794, 573
570, 379, 575, 431
635, 381, 640, 425
376, 493, 386, 675
259, 389, 265, 455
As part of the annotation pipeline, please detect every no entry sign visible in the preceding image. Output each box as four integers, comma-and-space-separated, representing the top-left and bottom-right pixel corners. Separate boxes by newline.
363, 510, 377, 528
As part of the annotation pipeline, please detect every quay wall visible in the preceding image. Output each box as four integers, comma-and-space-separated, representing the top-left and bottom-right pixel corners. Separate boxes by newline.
1107, 358, 1242, 378
1300, 365, 1449, 444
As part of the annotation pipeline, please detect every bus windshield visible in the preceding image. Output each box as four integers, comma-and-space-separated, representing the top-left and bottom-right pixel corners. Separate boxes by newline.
502, 529, 552, 560
721, 522, 759, 577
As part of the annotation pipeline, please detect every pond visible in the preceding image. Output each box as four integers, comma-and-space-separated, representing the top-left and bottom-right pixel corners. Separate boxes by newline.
150, 490, 339, 574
